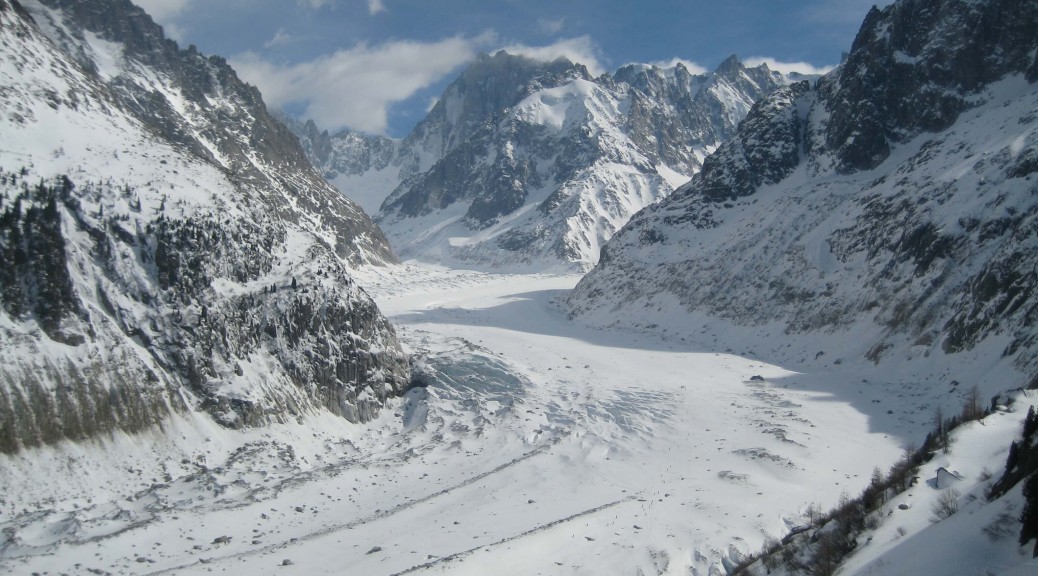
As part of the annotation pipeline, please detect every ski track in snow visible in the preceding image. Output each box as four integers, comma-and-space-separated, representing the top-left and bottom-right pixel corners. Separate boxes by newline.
0, 262, 908, 575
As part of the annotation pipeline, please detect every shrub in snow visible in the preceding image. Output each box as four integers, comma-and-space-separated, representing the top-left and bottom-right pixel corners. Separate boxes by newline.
930, 488, 960, 522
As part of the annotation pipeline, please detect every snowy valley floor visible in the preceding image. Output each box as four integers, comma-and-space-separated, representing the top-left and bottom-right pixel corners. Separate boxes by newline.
2, 262, 958, 575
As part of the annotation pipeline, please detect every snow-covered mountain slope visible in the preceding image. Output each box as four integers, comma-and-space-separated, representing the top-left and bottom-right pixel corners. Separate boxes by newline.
0, 0, 409, 453
295, 51, 794, 271
568, 0, 1038, 386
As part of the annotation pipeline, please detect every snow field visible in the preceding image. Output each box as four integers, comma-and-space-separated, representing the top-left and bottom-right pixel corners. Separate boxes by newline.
1, 263, 910, 575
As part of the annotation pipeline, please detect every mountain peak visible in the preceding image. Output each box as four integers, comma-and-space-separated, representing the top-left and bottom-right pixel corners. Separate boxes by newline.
403, 47, 592, 164
486, 48, 574, 67
714, 54, 744, 74
821, 0, 1038, 173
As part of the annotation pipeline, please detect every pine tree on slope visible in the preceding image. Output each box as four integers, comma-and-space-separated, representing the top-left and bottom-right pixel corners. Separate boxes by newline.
1024, 406, 1037, 443
1021, 471, 1038, 558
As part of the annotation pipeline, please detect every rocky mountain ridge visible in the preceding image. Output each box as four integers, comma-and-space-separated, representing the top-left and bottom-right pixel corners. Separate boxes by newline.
567, 0, 1038, 380
0, 0, 409, 453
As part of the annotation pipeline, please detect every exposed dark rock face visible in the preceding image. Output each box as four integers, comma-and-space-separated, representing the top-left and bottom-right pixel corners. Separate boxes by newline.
568, 0, 1038, 373
0, 0, 409, 453
695, 81, 812, 202
820, 0, 1038, 173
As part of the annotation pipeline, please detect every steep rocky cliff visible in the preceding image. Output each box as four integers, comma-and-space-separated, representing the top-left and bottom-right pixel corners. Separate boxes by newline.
0, 0, 409, 453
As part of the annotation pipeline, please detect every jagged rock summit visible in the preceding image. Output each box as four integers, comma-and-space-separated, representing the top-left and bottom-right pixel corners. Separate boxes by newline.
0, 0, 409, 453
294, 51, 797, 271
568, 0, 1038, 379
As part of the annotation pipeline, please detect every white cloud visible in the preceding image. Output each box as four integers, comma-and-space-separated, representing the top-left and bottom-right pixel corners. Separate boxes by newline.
133, 0, 191, 39
743, 56, 835, 76
500, 36, 605, 76
264, 28, 295, 48
231, 33, 494, 134
646, 57, 709, 75
537, 17, 565, 35
162, 23, 187, 42
368, 0, 386, 15
133, 0, 192, 22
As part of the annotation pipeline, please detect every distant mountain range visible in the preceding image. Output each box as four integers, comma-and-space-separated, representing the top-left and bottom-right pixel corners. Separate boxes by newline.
293, 52, 807, 270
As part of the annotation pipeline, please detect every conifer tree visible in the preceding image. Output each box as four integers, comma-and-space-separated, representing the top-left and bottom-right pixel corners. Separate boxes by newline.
1020, 472, 1038, 557
1024, 407, 1037, 443
1006, 441, 1021, 475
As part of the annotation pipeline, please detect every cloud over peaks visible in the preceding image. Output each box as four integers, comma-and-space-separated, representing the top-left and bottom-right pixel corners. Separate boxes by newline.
743, 56, 834, 76
646, 57, 709, 75
500, 36, 605, 76
133, 0, 192, 22
133, 0, 192, 40
231, 33, 493, 134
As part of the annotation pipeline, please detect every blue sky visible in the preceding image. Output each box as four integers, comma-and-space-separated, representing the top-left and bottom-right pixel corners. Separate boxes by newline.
135, 0, 891, 137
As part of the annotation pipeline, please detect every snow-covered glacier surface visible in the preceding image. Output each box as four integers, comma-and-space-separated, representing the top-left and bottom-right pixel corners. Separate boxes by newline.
1, 263, 918, 575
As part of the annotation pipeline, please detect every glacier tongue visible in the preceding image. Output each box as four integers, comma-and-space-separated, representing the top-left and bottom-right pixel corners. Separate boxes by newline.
1, 263, 913, 576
